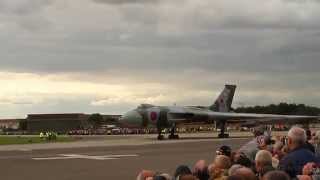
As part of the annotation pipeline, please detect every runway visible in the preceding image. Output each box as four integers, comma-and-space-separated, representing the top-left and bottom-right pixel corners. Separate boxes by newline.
0, 133, 251, 180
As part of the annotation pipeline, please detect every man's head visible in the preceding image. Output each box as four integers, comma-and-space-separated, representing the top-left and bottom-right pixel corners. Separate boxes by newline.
255, 150, 273, 173
136, 170, 155, 180
193, 160, 209, 180
178, 174, 197, 180
287, 126, 307, 150
262, 170, 290, 180
174, 165, 192, 179
234, 152, 252, 168
214, 155, 232, 170
233, 167, 257, 180
228, 164, 244, 176
208, 155, 231, 179
153, 173, 172, 180
216, 145, 232, 157
253, 126, 265, 137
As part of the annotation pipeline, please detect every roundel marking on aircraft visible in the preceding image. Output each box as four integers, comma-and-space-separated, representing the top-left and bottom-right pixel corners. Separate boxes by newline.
150, 112, 157, 122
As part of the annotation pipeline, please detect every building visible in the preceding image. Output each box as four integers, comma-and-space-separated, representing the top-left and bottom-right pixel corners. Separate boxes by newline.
26, 113, 90, 133
0, 119, 21, 130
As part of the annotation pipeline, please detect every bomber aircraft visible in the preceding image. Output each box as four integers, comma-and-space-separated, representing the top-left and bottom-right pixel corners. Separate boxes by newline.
119, 85, 320, 140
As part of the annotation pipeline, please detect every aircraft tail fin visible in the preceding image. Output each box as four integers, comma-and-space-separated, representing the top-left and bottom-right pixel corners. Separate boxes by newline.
210, 84, 236, 112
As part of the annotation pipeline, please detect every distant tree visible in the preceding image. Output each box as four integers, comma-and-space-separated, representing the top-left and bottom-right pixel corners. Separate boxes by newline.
88, 113, 103, 129
235, 103, 320, 115
19, 119, 27, 130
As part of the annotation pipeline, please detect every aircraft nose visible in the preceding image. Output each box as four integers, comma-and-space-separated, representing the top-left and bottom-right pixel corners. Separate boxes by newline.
119, 110, 143, 128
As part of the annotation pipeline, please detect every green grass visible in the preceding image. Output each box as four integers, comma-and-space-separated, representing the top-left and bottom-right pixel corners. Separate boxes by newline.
0, 135, 74, 145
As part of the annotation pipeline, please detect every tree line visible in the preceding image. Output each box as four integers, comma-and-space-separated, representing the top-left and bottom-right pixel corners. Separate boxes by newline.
234, 103, 320, 116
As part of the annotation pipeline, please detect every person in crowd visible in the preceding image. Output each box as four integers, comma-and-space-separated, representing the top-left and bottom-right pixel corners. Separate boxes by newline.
262, 170, 290, 180
226, 175, 245, 180
312, 130, 320, 157
300, 162, 320, 180
255, 150, 275, 179
208, 155, 231, 180
233, 152, 252, 168
174, 165, 193, 180
272, 141, 284, 160
137, 170, 156, 180
216, 146, 232, 158
238, 126, 270, 162
193, 160, 209, 180
153, 173, 172, 180
279, 126, 318, 178
178, 174, 198, 180
232, 167, 257, 180
228, 164, 244, 176
304, 129, 316, 153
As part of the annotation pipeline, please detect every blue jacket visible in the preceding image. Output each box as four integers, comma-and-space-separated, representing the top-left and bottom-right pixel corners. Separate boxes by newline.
279, 147, 317, 178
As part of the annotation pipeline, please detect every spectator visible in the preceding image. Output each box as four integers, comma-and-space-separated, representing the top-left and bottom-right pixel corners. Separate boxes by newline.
304, 129, 315, 153
297, 175, 312, 180
255, 150, 275, 178
279, 126, 318, 178
137, 170, 156, 180
226, 175, 245, 180
228, 164, 244, 176
312, 131, 320, 157
178, 174, 198, 180
208, 155, 231, 180
262, 170, 290, 180
193, 160, 209, 180
174, 165, 192, 180
154, 173, 172, 180
232, 167, 257, 180
238, 126, 270, 162
216, 146, 232, 157
272, 141, 284, 160
233, 152, 252, 168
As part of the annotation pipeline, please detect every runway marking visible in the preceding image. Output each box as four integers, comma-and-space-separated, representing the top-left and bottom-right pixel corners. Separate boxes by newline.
32, 154, 139, 161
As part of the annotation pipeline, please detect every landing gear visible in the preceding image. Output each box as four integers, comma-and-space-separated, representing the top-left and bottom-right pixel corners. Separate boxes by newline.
218, 120, 229, 138
157, 128, 164, 140
158, 134, 164, 140
168, 124, 179, 139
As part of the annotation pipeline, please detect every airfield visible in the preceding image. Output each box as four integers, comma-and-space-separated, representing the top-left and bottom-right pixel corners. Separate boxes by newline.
0, 132, 257, 180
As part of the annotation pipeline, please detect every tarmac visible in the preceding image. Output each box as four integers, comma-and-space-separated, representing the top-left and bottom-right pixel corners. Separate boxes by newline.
0, 132, 252, 180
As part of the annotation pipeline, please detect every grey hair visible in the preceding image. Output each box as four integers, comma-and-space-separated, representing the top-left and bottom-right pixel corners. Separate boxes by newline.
288, 126, 307, 145
255, 150, 272, 166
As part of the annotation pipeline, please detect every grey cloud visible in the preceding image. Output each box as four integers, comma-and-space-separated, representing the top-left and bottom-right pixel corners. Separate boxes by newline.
0, 0, 53, 15
92, 0, 159, 5
1, 30, 319, 75
0, 0, 320, 117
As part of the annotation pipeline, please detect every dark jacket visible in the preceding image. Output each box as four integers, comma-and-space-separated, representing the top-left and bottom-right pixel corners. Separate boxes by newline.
279, 146, 318, 178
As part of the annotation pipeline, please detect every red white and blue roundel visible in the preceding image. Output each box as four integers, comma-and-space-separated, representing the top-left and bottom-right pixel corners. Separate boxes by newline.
148, 108, 160, 123
150, 112, 158, 122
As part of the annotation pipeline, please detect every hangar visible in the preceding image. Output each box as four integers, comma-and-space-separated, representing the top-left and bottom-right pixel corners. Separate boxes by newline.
26, 113, 90, 133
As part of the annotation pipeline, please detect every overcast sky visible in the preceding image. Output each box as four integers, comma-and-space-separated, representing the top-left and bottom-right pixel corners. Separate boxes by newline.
0, 0, 319, 118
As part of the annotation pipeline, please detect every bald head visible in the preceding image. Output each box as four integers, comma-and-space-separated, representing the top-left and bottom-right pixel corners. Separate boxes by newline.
288, 127, 306, 148
255, 150, 272, 166
262, 170, 290, 180
233, 167, 257, 180
214, 155, 231, 169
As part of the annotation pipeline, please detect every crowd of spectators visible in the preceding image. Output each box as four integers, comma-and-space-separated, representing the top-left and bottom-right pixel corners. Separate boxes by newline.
137, 126, 320, 180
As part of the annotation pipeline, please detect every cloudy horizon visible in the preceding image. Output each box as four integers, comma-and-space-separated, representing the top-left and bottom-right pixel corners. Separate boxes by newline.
0, 0, 320, 118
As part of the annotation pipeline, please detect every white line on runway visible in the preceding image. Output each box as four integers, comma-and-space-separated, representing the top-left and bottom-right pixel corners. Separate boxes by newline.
32, 154, 139, 160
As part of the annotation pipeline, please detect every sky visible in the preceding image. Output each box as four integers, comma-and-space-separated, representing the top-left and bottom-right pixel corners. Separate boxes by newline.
0, 0, 319, 118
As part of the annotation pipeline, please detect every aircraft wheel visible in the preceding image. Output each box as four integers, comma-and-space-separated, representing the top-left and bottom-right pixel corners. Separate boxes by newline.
168, 134, 179, 139
157, 134, 164, 140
